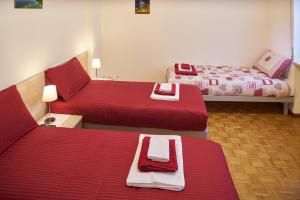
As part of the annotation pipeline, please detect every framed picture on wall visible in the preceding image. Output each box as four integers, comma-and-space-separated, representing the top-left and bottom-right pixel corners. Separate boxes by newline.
135, 0, 150, 14
15, 0, 43, 9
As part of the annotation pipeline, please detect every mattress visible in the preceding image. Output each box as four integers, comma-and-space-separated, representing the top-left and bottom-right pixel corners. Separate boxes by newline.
0, 127, 239, 200
51, 80, 208, 131
167, 65, 291, 97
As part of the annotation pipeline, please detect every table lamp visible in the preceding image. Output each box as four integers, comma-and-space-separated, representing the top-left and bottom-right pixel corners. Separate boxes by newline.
92, 58, 101, 78
42, 85, 58, 124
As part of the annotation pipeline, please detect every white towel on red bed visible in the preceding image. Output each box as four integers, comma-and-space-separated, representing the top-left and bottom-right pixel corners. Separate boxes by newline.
147, 137, 170, 162
159, 83, 172, 92
126, 134, 185, 191
150, 83, 180, 101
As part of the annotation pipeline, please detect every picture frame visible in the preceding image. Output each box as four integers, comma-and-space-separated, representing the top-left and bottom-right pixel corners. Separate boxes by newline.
15, 0, 43, 9
135, 0, 150, 14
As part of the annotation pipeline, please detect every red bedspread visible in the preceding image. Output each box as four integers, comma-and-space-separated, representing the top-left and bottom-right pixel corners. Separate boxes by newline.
0, 127, 239, 200
51, 80, 208, 131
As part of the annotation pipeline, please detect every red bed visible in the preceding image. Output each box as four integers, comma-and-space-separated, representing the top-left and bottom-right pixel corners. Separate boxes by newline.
0, 127, 238, 200
51, 80, 208, 131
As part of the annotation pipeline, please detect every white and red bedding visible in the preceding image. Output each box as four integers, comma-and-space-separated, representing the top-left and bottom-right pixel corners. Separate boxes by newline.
167, 65, 291, 97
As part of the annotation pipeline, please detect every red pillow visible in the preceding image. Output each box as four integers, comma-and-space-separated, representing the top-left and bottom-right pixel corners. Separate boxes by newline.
45, 57, 90, 101
0, 86, 38, 154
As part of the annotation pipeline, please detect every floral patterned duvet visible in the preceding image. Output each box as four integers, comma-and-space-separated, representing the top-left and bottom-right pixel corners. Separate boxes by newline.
167, 65, 291, 97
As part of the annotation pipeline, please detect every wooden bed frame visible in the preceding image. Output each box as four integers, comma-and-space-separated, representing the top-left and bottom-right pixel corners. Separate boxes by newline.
16, 51, 208, 138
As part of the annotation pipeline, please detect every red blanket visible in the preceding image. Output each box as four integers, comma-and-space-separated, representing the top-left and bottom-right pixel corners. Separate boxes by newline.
138, 137, 178, 172
51, 80, 208, 131
0, 127, 239, 200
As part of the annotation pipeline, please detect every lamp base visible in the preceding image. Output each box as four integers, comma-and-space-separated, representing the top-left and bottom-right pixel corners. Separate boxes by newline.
44, 117, 56, 124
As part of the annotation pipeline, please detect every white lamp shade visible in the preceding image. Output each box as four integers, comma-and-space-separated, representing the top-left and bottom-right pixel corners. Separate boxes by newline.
42, 85, 58, 102
92, 58, 101, 69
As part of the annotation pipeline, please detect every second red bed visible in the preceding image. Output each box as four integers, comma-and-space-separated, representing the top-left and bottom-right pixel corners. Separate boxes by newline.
51, 80, 208, 131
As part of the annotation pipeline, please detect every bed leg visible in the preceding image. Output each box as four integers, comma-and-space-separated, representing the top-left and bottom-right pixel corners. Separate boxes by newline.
283, 102, 289, 115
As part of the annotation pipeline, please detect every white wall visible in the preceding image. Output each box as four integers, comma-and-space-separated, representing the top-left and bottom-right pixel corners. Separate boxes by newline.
94, 0, 292, 82
0, 0, 93, 90
267, 0, 292, 57
0, 0, 292, 85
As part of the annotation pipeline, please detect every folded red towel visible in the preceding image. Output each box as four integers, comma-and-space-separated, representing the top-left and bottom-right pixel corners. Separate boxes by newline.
181, 63, 191, 70
175, 63, 198, 76
138, 137, 178, 172
154, 83, 176, 96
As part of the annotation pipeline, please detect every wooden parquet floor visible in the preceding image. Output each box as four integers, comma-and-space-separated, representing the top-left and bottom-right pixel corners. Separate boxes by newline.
206, 102, 300, 200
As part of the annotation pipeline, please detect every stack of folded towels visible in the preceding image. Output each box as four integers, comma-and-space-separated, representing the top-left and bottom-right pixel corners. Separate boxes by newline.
150, 83, 180, 101
175, 63, 198, 76
126, 134, 185, 191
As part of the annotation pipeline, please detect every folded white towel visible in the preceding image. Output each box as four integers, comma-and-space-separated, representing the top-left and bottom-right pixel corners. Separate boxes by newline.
126, 134, 185, 191
159, 83, 172, 92
147, 137, 170, 162
150, 83, 180, 101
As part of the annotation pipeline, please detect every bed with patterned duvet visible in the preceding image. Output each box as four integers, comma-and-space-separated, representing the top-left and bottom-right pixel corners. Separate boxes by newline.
167, 65, 291, 97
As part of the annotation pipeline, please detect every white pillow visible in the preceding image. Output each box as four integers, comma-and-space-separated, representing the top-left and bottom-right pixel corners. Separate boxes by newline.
254, 50, 292, 79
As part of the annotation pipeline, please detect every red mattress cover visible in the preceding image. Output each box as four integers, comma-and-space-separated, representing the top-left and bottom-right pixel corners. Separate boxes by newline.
0, 127, 239, 200
51, 80, 208, 131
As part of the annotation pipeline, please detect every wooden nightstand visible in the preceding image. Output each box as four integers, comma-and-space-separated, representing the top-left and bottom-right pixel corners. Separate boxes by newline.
38, 113, 83, 128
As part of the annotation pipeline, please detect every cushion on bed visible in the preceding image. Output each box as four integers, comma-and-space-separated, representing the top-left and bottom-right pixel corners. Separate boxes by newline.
254, 50, 292, 79
45, 57, 90, 101
0, 86, 38, 154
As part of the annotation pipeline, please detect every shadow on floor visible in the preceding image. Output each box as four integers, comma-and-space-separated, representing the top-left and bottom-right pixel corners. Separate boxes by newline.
205, 102, 284, 114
